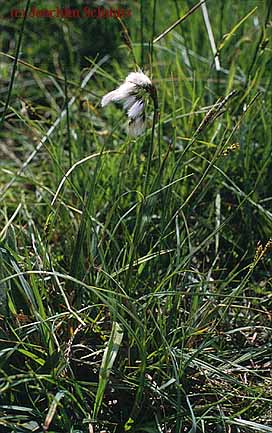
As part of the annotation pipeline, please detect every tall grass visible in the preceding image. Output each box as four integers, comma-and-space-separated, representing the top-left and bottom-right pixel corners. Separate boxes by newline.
0, 1, 271, 432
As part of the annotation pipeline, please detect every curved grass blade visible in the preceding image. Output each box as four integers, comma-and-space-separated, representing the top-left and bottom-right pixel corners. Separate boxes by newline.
92, 321, 123, 421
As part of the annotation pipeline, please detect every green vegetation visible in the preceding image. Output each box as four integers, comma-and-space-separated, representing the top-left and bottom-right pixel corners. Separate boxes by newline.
0, 1, 271, 432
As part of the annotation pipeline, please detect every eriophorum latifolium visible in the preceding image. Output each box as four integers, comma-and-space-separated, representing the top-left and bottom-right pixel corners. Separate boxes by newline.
101, 70, 158, 136
1, 1, 272, 432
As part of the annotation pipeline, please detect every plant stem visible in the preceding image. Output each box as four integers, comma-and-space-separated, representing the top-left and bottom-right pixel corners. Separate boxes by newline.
144, 86, 159, 196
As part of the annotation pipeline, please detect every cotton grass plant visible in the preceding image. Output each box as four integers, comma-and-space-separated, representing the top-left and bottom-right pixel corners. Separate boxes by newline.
0, 1, 272, 433
101, 70, 158, 136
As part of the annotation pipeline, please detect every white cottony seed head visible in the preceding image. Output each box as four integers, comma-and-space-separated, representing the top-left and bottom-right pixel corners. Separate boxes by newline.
125, 71, 152, 88
128, 116, 146, 136
128, 100, 144, 119
101, 70, 154, 136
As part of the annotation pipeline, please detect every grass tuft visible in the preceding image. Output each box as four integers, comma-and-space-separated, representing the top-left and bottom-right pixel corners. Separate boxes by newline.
0, 1, 272, 432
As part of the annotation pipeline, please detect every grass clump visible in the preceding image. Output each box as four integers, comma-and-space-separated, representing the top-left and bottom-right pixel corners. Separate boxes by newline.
0, 1, 271, 432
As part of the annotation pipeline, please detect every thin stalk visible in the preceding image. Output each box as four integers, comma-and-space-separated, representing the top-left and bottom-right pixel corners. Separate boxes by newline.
64, 69, 72, 168
150, 0, 157, 67
0, 0, 31, 130
140, 0, 144, 67
143, 86, 159, 196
